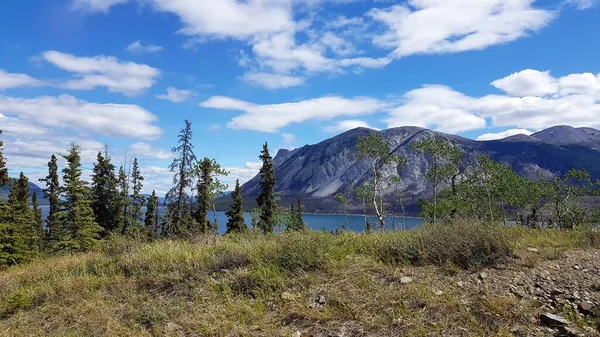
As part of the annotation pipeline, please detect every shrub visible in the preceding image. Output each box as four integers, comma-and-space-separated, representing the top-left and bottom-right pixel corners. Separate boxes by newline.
418, 221, 514, 269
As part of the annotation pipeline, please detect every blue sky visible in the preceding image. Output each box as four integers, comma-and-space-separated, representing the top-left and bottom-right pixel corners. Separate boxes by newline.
0, 0, 599, 194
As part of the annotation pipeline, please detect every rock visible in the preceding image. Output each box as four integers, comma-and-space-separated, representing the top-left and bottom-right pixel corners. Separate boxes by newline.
317, 295, 326, 304
528, 247, 539, 253
478, 272, 488, 280
540, 313, 569, 327
556, 326, 583, 337
281, 292, 295, 300
573, 265, 582, 271
578, 301, 595, 317
435, 290, 444, 296
400, 276, 413, 284
457, 281, 464, 288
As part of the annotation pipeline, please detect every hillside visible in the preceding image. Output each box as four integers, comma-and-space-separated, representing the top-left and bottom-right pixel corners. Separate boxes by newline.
1, 223, 599, 336
0, 181, 46, 204
238, 125, 600, 213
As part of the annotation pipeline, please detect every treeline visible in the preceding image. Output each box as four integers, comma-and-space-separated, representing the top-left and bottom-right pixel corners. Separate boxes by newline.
0, 121, 303, 267
337, 133, 600, 231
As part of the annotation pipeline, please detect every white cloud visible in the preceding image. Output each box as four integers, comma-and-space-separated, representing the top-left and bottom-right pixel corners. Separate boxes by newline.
224, 162, 262, 187
491, 69, 558, 97
129, 142, 173, 160
40, 50, 160, 96
385, 69, 600, 133
201, 95, 387, 132
156, 87, 193, 103
0, 94, 162, 139
71, 0, 128, 13
0, 69, 45, 90
385, 85, 487, 133
125, 40, 163, 54
323, 119, 379, 133
368, 1, 555, 57
476, 129, 534, 141
242, 72, 305, 89
0, 114, 50, 137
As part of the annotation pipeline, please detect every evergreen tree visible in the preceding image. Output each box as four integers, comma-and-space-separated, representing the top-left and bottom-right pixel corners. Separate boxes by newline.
0, 130, 8, 187
1, 173, 39, 265
225, 179, 246, 234
31, 192, 44, 249
256, 142, 277, 234
144, 190, 158, 237
39, 154, 60, 242
54, 144, 103, 252
194, 158, 213, 233
296, 198, 304, 228
130, 158, 145, 227
166, 120, 196, 236
117, 165, 131, 234
90, 149, 119, 233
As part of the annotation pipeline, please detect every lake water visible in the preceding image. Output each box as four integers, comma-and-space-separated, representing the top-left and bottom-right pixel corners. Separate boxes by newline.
40, 206, 423, 234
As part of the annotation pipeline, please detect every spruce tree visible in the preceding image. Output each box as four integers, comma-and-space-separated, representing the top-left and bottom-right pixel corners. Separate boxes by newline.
296, 198, 305, 229
130, 158, 145, 227
39, 154, 60, 242
54, 144, 103, 252
117, 165, 131, 234
0, 130, 8, 187
256, 142, 277, 234
226, 179, 246, 234
144, 190, 158, 237
194, 158, 213, 234
91, 150, 119, 233
166, 120, 196, 235
31, 192, 44, 249
1, 173, 39, 265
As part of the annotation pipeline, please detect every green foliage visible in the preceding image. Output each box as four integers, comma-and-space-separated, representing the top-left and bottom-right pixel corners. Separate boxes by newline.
0, 131, 8, 188
130, 158, 145, 228
278, 201, 305, 232
166, 119, 197, 236
116, 165, 130, 234
194, 157, 228, 234
256, 142, 277, 234
411, 135, 462, 222
39, 154, 60, 243
356, 133, 406, 228
90, 150, 120, 234
226, 179, 246, 234
144, 190, 159, 238
54, 144, 103, 252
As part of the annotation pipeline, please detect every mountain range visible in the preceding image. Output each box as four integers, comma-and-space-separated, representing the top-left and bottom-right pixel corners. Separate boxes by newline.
238, 125, 600, 214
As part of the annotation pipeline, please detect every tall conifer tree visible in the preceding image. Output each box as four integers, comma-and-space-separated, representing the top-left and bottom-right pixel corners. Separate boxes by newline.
256, 142, 277, 234
144, 190, 158, 237
166, 120, 196, 235
54, 144, 102, 252
130, 158, 145, 227
117, 165, 130, 234
226, 179, 246, 234
39, 154, 60, 242
91, 150, 119, 233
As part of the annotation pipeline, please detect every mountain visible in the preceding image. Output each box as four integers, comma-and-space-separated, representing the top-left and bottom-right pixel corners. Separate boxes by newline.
237, 125, 600, 214
0, 181, 46, 203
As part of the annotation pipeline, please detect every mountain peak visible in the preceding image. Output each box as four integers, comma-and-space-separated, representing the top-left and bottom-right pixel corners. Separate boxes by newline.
532, 125, 600, 146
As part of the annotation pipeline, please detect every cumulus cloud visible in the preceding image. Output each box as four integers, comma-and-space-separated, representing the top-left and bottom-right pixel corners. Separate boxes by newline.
0, 94, 162, 139
564, 0, 598, 10
241, 72, 305, 89
476, 129, 534, 141
125, 40, 163, 54
129, 142, 173, 160
386, 69, 600, 133
156, 87, 193, 103
200, 95, 387, 132
323, 119, 379, 133
40, 50, 160, 96
0, 69, 45, 90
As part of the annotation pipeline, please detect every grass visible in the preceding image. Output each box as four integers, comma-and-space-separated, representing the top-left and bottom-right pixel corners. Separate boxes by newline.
0, 221, 598, 336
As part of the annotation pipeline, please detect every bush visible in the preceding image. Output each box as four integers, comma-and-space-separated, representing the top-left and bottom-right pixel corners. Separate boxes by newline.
267, 232, 333, 273
418, 221, 514, 269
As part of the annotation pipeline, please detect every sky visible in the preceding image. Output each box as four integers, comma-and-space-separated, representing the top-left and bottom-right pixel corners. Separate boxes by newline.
0, 0, 599, 195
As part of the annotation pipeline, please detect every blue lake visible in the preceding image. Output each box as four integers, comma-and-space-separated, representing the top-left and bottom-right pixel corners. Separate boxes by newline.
40, 206, 423, 234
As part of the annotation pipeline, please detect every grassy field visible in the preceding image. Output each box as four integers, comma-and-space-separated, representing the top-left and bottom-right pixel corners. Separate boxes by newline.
1, 222, 599, 336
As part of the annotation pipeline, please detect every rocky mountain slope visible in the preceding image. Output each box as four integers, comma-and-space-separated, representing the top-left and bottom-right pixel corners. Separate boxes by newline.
240, 125, 600, 213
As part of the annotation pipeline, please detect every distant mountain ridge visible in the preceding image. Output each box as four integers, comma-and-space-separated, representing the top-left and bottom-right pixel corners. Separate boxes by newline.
239, 125, 600, 213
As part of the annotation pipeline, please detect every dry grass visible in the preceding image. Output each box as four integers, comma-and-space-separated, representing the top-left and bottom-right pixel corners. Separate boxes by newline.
0, 221, 598, 336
